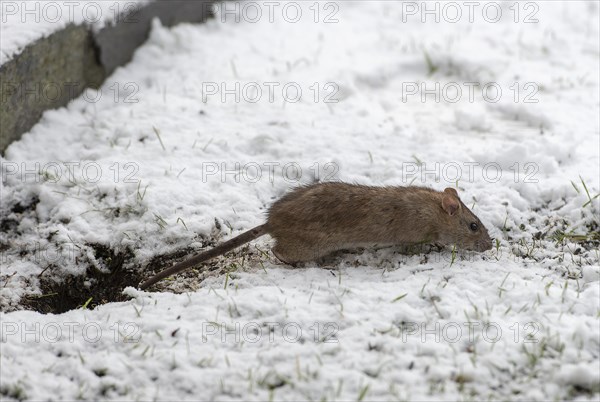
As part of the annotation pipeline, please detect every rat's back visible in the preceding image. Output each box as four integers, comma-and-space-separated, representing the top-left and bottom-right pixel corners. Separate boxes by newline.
267, 182, 438, 247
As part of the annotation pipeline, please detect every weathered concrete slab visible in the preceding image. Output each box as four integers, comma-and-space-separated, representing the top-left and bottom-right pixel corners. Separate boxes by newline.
0, 24, 105, 153
0, 0, 214, 154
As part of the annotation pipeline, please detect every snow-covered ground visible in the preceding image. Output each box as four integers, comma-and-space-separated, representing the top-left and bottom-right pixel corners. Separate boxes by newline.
1, 1, 599, 400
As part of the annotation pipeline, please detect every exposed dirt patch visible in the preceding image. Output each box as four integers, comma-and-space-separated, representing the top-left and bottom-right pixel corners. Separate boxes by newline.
21, 243, 138, 314
10, 196, 40, 214
0, 196, 39, 239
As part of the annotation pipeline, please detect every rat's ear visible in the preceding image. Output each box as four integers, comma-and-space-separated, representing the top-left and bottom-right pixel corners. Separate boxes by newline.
442, 191, 460, 216
443, 187, 459, 198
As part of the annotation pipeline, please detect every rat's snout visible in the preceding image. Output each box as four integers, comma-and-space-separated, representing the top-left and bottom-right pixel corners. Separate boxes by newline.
483, 240, 493, 251
477, 236, 493, 251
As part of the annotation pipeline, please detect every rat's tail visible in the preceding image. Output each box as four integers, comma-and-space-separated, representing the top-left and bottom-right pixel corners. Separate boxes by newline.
139, 224, 268, 290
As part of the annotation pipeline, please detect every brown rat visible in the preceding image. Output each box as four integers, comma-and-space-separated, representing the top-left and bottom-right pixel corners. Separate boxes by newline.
140, 182, 493, 289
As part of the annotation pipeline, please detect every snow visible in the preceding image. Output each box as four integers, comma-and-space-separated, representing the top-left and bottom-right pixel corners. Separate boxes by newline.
1, 1, 599, 400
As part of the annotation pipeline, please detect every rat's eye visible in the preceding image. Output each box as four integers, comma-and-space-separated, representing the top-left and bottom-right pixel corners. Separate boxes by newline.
469, 222, 479, 232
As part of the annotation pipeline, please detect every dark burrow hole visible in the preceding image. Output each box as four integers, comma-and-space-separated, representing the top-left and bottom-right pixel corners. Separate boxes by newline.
2, 196, 221, 314
18, 241, 210, 314
21, 243, 140, 314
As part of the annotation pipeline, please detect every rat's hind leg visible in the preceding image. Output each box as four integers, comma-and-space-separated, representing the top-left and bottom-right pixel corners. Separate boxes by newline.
271, 233, 332, 266
272, 246, 299, 266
